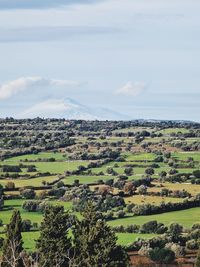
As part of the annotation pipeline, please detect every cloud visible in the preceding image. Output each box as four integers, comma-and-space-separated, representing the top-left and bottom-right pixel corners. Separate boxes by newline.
0, 0, 102, 10
0, 76, 83, 100
0, 26, 119, 43
116, 81, 147, 96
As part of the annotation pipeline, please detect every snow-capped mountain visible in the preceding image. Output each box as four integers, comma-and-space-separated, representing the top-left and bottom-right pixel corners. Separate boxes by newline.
19, 98, 130, 120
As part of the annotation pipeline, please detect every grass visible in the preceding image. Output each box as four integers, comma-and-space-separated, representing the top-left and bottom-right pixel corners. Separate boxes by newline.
124, 195, 183, 205
5, 152, 67, 162
0, 231, 158, 251
116, 233, 157, 246
1, 161, 90, 175
156, 128, 190, 135
62, 175, 110, 185
0, 199, 73, 225
112, 127, 155, 134
22, 232, 158, 250
0, 176, 58, 188
149, 182, 200, 196
172, 152, 200, 161
26, 161, 89, 174
108, 207, 200, 228
123, 152, 157, 161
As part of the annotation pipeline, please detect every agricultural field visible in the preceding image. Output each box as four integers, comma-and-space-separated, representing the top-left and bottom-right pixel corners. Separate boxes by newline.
108, 207, 200, 228
0, 119, 200, 257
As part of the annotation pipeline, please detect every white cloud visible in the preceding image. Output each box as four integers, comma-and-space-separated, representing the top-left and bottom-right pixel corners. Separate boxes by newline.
0, 76, 83, 100
116, 81, 147, 96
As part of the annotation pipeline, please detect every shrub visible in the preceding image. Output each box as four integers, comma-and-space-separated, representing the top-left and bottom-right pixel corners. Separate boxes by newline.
20, 189, 36, 199
22, 219, 32, 232
186, 239, 199, 250
149, 247, 175, 264
165, 243, 185, 257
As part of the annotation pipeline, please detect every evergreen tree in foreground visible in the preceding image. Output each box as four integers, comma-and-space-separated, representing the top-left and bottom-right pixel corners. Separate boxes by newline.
73, 202, 129, 267
2, 209, 23, 267
36, 205, 72, 267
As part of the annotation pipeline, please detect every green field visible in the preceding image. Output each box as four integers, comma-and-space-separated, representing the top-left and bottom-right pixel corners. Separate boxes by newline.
0, 199, 73, 225
116, 233, 158, 246
109, 207, 200, 228
0, 231, 158, 251
156, 128, 191, 135
123, 152, 157, 161
0, 176, 58, 188
172, 152, 200, 161
5, 152, 67, 162
62, 175, 110, 185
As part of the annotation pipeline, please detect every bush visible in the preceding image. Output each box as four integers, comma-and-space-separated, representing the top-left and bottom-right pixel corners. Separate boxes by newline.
186, 239, 199, 250
165, 243, 185, 257
116, 210, 126, 218
22, 219, 32, 232
149, 247, 175, 264
5, 181, 15, 189
20, 189, 36, 199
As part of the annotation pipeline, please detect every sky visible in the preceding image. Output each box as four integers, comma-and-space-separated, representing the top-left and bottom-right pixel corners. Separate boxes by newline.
0, 0, 199, 121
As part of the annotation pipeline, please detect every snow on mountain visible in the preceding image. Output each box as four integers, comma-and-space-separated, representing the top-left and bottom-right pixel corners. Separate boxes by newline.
19, 98, 129, 120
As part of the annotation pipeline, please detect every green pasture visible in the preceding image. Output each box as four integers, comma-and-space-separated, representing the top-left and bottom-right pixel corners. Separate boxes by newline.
0, 175, 58, 188
149, 182, 200, 196
62, 175, 110, 185
1, 161, 89, 175
122, 152, 157, 161
116, 233, 158, 246
172, 152, 200, 161
0, 231, 158, 252
0, 199, 72, 225
156, 128, 190, 135
112, 127, 155, 134
124, 195, 183, 205
108, 207, 200, 228
4, 152, 67, 162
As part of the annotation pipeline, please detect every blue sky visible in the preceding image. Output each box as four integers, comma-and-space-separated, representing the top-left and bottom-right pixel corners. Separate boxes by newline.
0, 0, 199, 121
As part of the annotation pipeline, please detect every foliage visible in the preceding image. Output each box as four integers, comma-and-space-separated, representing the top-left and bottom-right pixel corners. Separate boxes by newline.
2, 210, 24, 267
73, 202, 129, 267
36, 205, 72, 267
149, 247, 175, 264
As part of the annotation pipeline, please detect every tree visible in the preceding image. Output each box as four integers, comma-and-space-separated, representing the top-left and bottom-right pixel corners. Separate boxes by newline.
168, 223, 183, 243
5, 182, 15, 189
36, 205, 72, 267
123, 182, 135, 195
73, 202, 129, 267
124, 167, 133, 176
20, 189, 36, 199
2, 210, 24, 267
145, 167, 154, 176
138, 185, 147, 195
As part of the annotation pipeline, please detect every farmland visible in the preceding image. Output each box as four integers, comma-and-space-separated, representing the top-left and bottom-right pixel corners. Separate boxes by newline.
0, 119, 200, 260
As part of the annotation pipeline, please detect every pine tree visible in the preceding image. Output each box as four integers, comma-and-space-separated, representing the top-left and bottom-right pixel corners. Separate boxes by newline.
2, 209, 23, 267
36, 205, 72, 267
73, 202, 129, 267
